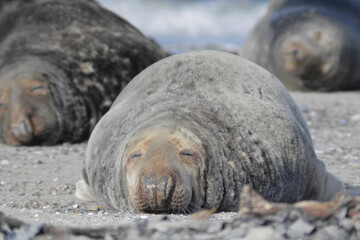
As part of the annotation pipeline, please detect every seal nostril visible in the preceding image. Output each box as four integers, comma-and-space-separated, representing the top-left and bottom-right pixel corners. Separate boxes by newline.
19, 119, 31, 134
156, 175, 174, 203
143, 174, 155, 189
157, 176, 169, 193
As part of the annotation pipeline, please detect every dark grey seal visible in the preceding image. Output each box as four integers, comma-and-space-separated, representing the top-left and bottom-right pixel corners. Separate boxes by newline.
0, 0, 167, 145
242, 0, 360, 91
76, 50, 343, 213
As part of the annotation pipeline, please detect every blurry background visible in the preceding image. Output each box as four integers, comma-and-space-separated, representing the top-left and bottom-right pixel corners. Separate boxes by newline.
97, 0, 269, 53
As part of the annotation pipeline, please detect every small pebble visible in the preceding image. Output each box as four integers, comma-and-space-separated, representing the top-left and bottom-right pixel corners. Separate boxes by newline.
32, 160, 43, 164
1, 160, 10, 166
315, 149, 325, 154
287, 218, 315, 239
139, 215, 149, 220
312, 225, 347, 240
351, 114, 360, 122
32, 192, 41, 197
243, 226, 278, 240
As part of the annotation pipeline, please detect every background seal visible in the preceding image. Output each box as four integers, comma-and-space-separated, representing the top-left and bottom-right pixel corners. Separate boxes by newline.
242, 0, 360, 91
0, 0, 167, 145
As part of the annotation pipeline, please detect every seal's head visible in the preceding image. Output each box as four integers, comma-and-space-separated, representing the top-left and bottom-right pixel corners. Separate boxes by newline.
279, 23, 343, 86
272, 11, 359, 91
0, 58, 86, 145
123, 124, 206, 213
281, 29, 337, 79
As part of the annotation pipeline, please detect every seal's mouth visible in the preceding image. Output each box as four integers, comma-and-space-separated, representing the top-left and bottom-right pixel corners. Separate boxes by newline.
130, 181, 195, 214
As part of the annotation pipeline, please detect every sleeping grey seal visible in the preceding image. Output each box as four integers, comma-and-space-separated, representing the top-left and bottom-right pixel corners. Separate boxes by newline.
0, 0, 166, 145
242, 0, 360, 91
76, 50, 343, 213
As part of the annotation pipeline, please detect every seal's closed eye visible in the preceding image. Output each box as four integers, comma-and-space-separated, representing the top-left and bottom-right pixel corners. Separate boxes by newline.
29, 84, 47, 96
30, 85, 45, 93
126, 150, 143, 166
131, 152, 142, 158
180, 150, 194, 157
179, 149, 201, 166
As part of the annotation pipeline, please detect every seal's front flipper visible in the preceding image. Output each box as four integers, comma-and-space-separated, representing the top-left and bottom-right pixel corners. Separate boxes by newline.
76, 179, 96, 201
306, 160, 344, 201
76, 165, 96, 202
317, 171, 344, 201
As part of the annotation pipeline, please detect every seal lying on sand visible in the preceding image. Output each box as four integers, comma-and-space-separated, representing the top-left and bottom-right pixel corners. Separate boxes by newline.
76, 50, 343, 213
242, 0, 360, 91
0, 0, 166, 145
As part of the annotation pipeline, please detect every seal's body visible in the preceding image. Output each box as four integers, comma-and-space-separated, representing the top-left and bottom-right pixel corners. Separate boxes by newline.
0, 0, 166, 145
0, 0, 50, 15
77, 51, 343, 213
242, 0, 360, 91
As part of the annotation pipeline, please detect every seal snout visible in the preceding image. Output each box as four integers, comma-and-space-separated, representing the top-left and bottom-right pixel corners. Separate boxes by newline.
133, 148, 184, 212
10, 117, 33, 143
141, 173, 175, 208
5, 101, 35, 145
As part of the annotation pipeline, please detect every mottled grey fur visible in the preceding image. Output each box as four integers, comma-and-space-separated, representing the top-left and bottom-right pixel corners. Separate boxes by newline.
0, 0, 166, 144
82, 51, 343, 212
242, 0, 360, 91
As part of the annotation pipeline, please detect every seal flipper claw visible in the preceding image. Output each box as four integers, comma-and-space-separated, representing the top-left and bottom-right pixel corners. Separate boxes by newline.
75, 179, 95, 202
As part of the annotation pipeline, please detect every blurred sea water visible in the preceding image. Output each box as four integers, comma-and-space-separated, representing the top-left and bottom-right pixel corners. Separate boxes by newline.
97, 0, 269, 53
